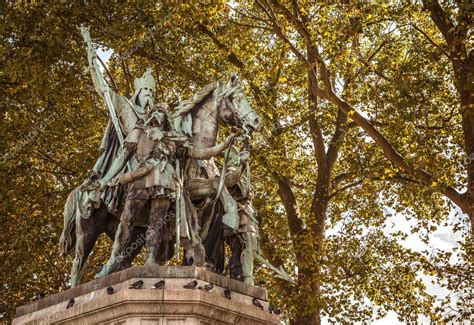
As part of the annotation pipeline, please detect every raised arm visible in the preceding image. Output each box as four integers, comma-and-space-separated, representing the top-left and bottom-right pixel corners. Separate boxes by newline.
80, 26, 106, 98
187, 135, 235, 160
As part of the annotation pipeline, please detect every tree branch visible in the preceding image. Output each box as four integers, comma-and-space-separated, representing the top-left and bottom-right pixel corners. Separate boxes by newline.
255, 0, 468, 213
328, 174, 420, 200
411, 23, 461, 64
327, 108, 348, 171
422, 0, 455, 48
276, 175, 304, 237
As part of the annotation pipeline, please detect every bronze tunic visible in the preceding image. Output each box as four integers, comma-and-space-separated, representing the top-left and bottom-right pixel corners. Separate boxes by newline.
123, 124, 177, 201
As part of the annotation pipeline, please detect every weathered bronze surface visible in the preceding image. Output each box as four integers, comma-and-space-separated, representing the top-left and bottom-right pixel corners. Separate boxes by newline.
58, 27, 292, 290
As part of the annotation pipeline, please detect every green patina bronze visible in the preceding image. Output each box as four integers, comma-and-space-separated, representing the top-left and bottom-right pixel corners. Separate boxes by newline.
59, 26, 293, 288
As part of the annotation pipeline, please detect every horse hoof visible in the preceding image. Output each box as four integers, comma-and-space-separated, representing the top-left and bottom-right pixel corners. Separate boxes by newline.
95, 267, 110, 279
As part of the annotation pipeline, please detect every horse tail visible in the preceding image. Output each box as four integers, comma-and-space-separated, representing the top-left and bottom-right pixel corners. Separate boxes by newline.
59, 187, 79, 256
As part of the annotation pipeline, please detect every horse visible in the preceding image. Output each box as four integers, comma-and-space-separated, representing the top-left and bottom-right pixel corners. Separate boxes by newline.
59, 73, 261, 287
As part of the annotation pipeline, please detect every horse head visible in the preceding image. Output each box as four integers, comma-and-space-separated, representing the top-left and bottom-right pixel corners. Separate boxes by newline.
217, 73, 261, 135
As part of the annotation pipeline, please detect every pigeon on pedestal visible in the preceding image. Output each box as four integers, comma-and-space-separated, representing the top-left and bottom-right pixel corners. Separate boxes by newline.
66, 298, 75, 309
183, 280, 198, 289
198, 283, 213, 292
129, 280, 144, 289
106, 286, 114, 295
151, 280, 165, 289
252, 298, 264, 310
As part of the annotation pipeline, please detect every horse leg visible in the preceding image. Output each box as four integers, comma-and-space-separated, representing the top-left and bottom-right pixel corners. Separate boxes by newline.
225, 232, 244, 281
104, 213, 119, 241
96, 199, 146, 278
71, 218, 100, 287
182, 239, 195, 265
70, 206, 108, 287
70, 218, 84, 288
145, 198, 171, 266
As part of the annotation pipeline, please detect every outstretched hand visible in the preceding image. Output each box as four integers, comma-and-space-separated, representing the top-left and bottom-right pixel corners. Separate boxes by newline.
79, 26, 91, 43
224, 134, 235, 146
224, 133, 249, 146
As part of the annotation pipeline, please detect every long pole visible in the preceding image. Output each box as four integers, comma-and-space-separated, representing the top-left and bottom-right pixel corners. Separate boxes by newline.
79, 26, 125, 147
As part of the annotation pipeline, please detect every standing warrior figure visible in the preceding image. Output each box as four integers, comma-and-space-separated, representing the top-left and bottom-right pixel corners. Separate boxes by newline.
226, 147, 259, 285
202, 146, 259, 285
95, 103, 236, 277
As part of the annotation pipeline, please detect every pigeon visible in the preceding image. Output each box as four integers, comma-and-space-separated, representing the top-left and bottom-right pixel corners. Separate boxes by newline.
106, 286, 114, 295
37, 292, 45, 300
183, 280, 198, 289
151, 280, 165, 289
224, 288, 231, 300
129, 280, 144, 289
66, 298, 75, 309
252, 298, 264, 310
268, 305, 274, 314
198, 283, 213, 292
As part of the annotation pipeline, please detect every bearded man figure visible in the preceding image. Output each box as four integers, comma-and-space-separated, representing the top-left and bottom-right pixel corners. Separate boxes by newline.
92, 102, 175, 276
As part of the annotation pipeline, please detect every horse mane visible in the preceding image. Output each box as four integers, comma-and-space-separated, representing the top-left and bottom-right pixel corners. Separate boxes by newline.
172, 81, 222, 137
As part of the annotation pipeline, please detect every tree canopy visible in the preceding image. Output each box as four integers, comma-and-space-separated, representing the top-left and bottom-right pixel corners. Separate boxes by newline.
1, 1, 472, 324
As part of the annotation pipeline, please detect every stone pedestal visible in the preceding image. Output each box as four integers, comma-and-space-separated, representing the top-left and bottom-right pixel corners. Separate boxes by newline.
13, 266, 279, 324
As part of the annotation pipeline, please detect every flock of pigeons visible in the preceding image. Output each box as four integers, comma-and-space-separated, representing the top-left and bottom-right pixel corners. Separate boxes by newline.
40, 279, 281, 315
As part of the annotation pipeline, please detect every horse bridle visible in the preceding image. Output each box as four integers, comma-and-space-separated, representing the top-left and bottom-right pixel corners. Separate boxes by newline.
223, 93, 254, 135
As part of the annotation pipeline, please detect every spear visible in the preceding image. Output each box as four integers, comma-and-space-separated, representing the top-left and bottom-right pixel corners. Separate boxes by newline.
80, 26, 132, 171
79, 26, 125, 148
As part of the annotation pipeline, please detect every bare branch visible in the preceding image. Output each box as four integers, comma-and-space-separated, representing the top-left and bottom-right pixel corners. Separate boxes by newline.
277, 175, 304, 238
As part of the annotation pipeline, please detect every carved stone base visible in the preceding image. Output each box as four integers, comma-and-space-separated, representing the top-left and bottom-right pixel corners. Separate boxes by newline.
13, 266, 279, 324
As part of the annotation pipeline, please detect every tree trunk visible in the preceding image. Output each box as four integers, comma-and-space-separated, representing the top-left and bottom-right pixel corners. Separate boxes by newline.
423, 0, 474, 235
290, 169, 330, 324
291, 202, 328, 324
289, 42, 332, 325
459, 74, 474, 235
